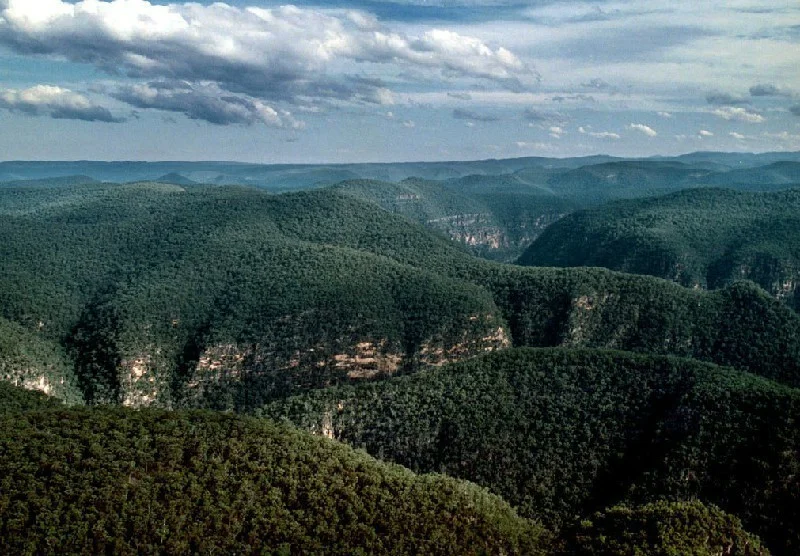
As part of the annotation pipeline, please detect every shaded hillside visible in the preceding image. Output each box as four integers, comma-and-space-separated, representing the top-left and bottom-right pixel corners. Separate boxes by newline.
518, 188, 800, 309
0, 183, 508, 408
563, 501, 768, 555
0, 317, 82, 404
0, 399, 547, 554
261, 347, 799, 554
332, 178, 571, 261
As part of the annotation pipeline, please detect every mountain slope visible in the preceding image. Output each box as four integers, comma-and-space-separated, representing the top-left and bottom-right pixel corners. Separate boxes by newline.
518, 188, 800, 309
0, 399, 548, 554
261, 347, 800, 553
4, 181, 800, 408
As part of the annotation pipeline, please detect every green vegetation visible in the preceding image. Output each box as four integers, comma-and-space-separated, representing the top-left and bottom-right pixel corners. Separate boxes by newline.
564, 501, 768, 555
2, 157, 800, 554
261, 348, 800, 553
519, 188, 800, 310
4, 181, 800, 409
0, 316, 82, 404
0, 379, 64, 415
0, 400, 547, 554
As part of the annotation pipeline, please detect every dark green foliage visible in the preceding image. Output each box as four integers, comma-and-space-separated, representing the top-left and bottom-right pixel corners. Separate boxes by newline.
477, 266, 800, 388
261, 348, 800, 553
0, 404, 548, 555
564, 501, 768, 555
519, 188, 800, 309
0, 183, 504, 407
0, 380, 63, 414
0, 316, 82, 404
4, 181, 800, 406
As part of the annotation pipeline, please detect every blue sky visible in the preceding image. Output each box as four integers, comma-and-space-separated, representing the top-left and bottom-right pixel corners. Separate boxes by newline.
1, 0, 799, 162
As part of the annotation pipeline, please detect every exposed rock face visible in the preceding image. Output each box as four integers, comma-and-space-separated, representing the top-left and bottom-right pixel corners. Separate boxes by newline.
119, 353, 161, 408
429, 212, 565, 258
174, 314, 511, 409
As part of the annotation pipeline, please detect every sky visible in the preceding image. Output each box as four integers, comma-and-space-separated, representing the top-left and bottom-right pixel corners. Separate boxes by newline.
0, 0, 799, 162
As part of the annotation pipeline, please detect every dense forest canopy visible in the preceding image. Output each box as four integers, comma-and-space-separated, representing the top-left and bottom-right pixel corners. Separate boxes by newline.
519, 188, 800, 310
1, 152, 799, 553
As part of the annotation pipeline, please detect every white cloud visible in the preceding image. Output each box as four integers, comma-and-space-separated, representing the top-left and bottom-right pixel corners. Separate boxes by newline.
549, 125, 565, 138
628, 123, 658, 137
578, 126, 620, 139
0, 0, 533, 119
712, 106, 765, 123
729, 131, 746, 139
657, 111, 673, 118
515, 141, 553, 150
698, 129, 714, 137
0, 84, 123, 122
402, 119, 415, 128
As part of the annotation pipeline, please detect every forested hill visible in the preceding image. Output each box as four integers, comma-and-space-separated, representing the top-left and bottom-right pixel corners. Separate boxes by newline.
1, 174, 798, 553
261, 347, 797, 553
4, 181, 800, 409
0, 388, 549, 554
518, 188, 800, 309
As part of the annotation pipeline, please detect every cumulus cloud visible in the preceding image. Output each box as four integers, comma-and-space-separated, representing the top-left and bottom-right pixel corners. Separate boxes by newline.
0, 0, 533, 117
0, 84, 124, 122
729, 132, 746, 139
706, 92, 750, 106
111, 81, 301, 127
549, 125, 564, 138
712, 106, 765, 123
628, 123, 657, 137
749, 83, 791, 97
657, 111, 673, 118
578, 126, 620, 139
698, 129, 713, 137
452, 108, 499, 122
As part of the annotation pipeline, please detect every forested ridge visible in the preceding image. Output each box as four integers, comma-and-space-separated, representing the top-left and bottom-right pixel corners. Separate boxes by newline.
0, 388, 548, 554
1, 167, 799, 553
519, 188, 800, 310
261, 347, 798, 553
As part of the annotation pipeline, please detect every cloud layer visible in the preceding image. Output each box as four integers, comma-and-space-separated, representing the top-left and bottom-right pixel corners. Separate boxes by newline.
0, 0, 533, 124
0, 85, 123, 122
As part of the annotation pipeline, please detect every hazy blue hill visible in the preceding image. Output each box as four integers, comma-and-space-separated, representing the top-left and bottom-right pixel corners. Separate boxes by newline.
6, 152, 798, 190
0, 175, 100, 188
0, 399, 548, 554
542, 160, 713, 202
518, 188, 800, 309
261, 347, 799, 553
667, 150, 800, 169
155, 172, 199, 186
703, 161, 800, 189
